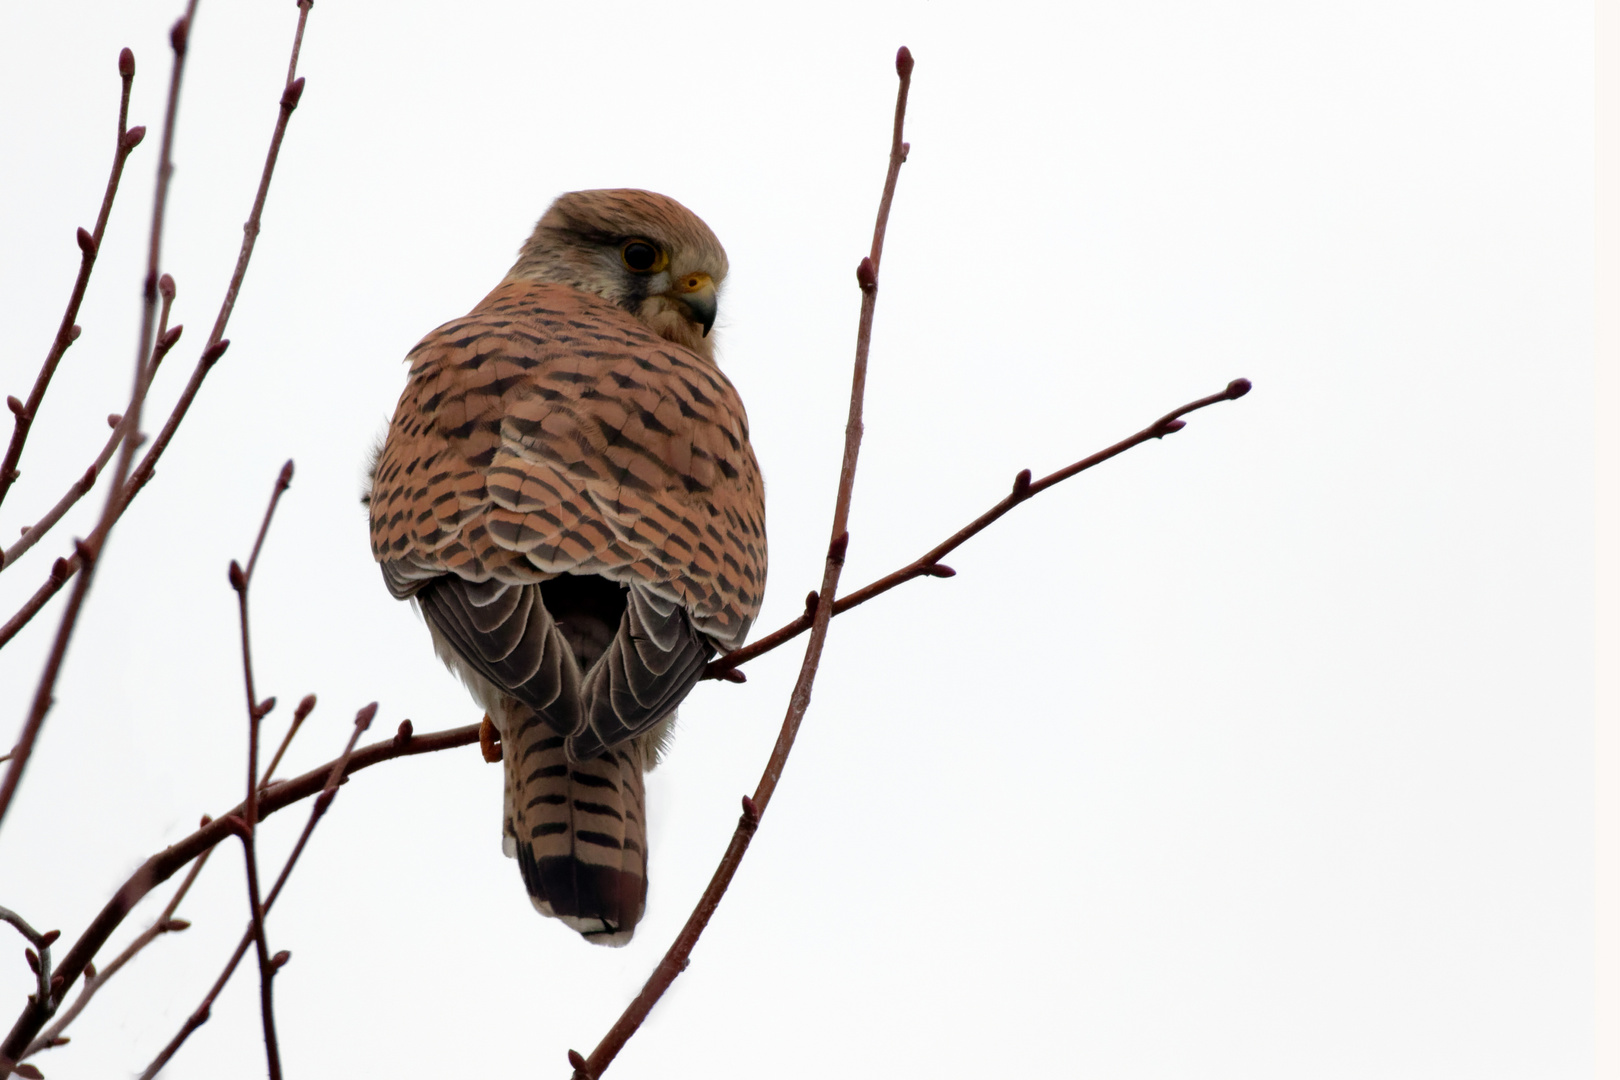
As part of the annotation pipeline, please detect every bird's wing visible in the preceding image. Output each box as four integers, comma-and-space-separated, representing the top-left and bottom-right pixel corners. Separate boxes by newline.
369, 281, 766, 751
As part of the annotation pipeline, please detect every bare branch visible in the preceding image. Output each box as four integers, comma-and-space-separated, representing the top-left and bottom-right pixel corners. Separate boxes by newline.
0, 0, 198, 844
573, 45, 916, 1080
229, 465, 297, 1080
0, 715, 473, 1066
260, 693, 318, 789
139, 703, 376, 1080
0, 0, 312, 836
1, 278, 180, 574
23, 846, 213, 1061
0, 910, 56, 1029
0, 47, 142, 518
705, 376, 1255, 681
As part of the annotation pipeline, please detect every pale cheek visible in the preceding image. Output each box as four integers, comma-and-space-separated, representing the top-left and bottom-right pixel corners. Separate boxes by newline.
637, 298, 712, 359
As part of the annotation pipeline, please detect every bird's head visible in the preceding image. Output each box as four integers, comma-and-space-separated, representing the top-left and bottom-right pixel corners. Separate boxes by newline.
504, 188, 729, 360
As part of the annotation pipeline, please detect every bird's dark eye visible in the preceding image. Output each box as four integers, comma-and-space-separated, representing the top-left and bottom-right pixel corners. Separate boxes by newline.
621, 240, 663, 273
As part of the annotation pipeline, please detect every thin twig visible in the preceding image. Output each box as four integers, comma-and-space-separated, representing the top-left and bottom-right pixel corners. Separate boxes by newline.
261, 693, 318, 789
0, 1, 310, 651
705, 377, 1254, 681
0, 0, 311, 837
229, 464, 296, 1080
139, 703, 375, 1080
22, 846, 212, 1061
0, 711, 454, 1067
2, 277, 180, 574
0, 909, 56, 1027
0, 2, 197, 845
571, 46, 916, 1080
0, 47, 143, 519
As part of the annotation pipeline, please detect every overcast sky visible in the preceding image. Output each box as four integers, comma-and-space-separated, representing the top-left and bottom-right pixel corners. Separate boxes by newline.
0, 2, 1593, 1077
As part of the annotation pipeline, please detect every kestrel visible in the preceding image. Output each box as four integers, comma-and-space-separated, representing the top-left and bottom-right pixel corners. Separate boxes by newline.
367, 190, 766, 945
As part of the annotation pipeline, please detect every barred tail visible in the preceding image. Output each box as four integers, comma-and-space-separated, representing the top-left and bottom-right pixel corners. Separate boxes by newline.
500, 713, 648, 947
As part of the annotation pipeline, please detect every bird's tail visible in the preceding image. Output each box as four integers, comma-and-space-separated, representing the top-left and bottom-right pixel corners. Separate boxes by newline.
499, 714, 648, 947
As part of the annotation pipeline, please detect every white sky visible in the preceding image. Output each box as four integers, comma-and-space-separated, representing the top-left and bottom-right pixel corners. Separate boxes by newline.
0, 2, 1594, 1077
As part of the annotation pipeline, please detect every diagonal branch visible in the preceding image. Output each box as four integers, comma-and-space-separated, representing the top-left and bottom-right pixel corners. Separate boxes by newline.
2, 276, 182, 574
0, 0, 313, 844
138, 702, 375, 1080
0, 0, 198, 847
0, 0, 311, 656
22, 845, 212, 1061
705, 376, 1254, 681
568, 45, 916, 1080
0, 48, 144, 520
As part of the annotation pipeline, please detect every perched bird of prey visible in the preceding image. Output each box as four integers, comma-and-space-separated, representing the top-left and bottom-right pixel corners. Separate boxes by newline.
367, 190, 766, 945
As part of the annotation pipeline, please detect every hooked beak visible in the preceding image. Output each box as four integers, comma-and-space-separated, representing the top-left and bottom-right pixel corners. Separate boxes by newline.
670, 271, 717, 337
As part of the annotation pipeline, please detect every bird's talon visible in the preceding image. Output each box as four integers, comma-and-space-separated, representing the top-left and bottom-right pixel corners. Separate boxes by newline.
479, 716, 502, 763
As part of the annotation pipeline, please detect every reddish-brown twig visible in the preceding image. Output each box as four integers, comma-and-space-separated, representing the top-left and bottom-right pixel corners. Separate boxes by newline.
0, 48, 144, 521
705, 377, 1254, 681
0, 4, 197, 846
0, 0, 312, 836
139, 702, 375, 1080
2, 276, 181, 574
0, 712, 462, 1067
260, 693, 318, 790
21, 846, 212, 1062
570, 46, 916, 1080
228, 462, 295, 1080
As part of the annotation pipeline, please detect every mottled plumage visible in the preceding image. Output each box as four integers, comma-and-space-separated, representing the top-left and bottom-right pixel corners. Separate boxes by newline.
368, 190, 765, 945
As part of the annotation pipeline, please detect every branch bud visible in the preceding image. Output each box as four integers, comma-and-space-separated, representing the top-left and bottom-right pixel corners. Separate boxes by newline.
254, 696, 277, 720
84, 960, 97, 979
39, 930, 59, 947
107, 413, 122, 428
68, 325, 81, 342
925, 564, 956, 578
855, 256, 876, 292
803, 590, 819, 619
1159, 418, 1186, 436
718, 668, 746, 684
896, 46, 914, 78
740, 794, 759, 823
1011, 469, 1032, 499
1226, 377, 1252, 399
118, 46, 135, 78
158, 324, 183, 352
270, 950, 291, 970
199, 814, 212, 827
355, 702, 378, 731
123, 125, 147, 150
76, 227, 97, 257
162, 918, 191, 933
281, 76, 306, 110
277, 459, 295, 490
567, 1049, 590, 1076
201, 339, 230, 367
25, 948, 38, 974
72, 536, 98, 568
228, 559, 246, 592
14, 1062, 43, 1079
7, 396, 26, 419
827, 530, 849, 564
169, 16, 189, 55
392, 718, 414, 750
158, 273, 176, 301
294, 693, 318, 722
